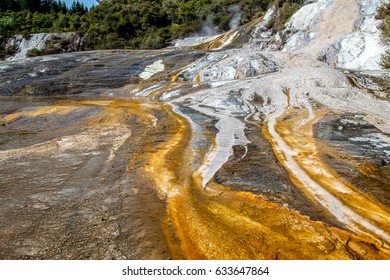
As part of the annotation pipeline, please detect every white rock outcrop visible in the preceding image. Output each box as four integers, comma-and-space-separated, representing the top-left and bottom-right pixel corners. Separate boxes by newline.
6, 33, 51, 60
281, 0, 386, 70
336, 0, 386, 70
283, 0, 333, 52
5, 32, 81, 60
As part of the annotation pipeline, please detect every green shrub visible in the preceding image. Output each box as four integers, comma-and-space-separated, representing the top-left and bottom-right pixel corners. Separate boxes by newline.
380, 49, 390, 69
272, 1, 302, 32
27, 48, 42, 57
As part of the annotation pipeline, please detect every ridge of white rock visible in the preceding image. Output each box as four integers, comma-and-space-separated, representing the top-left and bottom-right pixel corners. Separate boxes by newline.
174, 82, 251, 187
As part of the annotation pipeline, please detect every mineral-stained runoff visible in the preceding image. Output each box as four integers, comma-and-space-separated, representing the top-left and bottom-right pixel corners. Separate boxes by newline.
1, 0, 390, 260
0, 51, 389, 260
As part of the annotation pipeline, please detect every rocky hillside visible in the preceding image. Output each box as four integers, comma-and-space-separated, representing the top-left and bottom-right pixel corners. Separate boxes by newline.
2, 0, 388, 71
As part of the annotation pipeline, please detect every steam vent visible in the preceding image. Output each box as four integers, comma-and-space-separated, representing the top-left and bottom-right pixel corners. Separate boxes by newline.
1, 0, 390, 260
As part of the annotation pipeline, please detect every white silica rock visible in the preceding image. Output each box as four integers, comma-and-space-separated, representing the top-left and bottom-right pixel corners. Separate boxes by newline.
283, 0, 332, 51
160, 90, 182, 101
173, 35, 220, 47
139, 59, 165, 80
336, 0, 386, 70
251, 7, 276, 38
360, 0, 382, 32
7, 33, 51, 60
337, 33, 384, 70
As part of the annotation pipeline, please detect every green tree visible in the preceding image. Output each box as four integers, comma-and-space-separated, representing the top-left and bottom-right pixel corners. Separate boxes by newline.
52, 12, 67, 30
0, 0, 21, 12
70, 0, 88, 15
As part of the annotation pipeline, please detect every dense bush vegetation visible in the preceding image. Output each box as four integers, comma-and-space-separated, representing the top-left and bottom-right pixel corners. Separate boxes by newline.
0, 0, 304, 50
0, 0, 88, 35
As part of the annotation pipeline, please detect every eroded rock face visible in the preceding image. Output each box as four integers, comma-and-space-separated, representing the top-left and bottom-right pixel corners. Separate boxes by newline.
335, 0, 386, 70
1, 0, 390, 260
282, 0, 386, 71
4, 32, 82, 60
283, 0, 333, 52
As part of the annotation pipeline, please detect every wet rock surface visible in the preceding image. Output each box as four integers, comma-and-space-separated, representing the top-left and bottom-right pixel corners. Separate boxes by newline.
0, 98, 173, 259
1, 45, 390, 259
215, 121, 341, 228
0, 50, 206, 96
0, 97, 99, 150
314, 113, 390, 207
346, 70, 390, 100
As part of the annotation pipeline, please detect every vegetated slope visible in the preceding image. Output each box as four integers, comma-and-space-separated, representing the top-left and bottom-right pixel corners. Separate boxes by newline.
1, 0, 304, 53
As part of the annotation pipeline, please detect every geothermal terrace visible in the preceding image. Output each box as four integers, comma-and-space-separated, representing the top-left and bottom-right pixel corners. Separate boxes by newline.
0, 0, 390, 259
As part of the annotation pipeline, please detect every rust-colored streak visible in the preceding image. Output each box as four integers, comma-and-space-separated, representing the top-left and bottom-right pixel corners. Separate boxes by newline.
2, 98, 389, 259
266, 106, 390, 249
141, 103, 390, 259
1, 105, 78, 122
